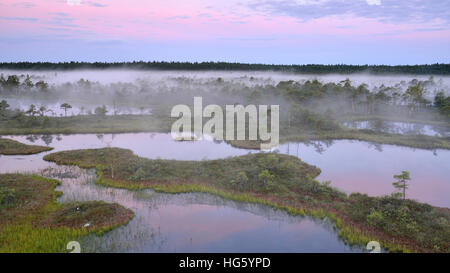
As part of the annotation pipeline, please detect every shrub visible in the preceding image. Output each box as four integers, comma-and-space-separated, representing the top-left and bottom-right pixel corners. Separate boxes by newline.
129, 167, 147, 182
366, 208, 385, 228
230, 171, 249, 190
258, 169, 276, 192
257, 154, 279, 171
94, 105, 108, 116
0, 187, 16, 209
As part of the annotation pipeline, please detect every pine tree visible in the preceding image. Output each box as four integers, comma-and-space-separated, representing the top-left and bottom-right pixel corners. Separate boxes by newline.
393, 171, 411, 200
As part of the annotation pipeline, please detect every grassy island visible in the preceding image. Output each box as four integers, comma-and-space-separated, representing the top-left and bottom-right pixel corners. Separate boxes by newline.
0, 174, 134, 252
0, 138, 53, 155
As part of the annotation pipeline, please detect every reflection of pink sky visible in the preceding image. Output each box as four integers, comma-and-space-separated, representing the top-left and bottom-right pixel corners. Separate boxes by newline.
2, 133, 251, 161
153, 204, 264, 246
1, 0, 449, 44
144, 204, 343, 250
321, 173, 450, 207
281, 140, 450, 207
277, 217, 327, 237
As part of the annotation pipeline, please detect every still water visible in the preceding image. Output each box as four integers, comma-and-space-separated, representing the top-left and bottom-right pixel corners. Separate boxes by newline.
1, 133, 448, 207
45, 166, 358, 252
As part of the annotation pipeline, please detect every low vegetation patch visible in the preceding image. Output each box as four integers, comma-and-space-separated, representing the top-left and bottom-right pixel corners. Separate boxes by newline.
0, 114, 171, 135
0, 138, 53, 155
0, 174, 134, 252
41, 201, 133, 232
44, 148, 450, 253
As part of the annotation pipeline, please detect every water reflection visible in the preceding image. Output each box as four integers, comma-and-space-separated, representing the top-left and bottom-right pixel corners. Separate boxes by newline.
342, 120, 450, 137
1, 133, 449, 208
278, 140, 450, 207
40, 165, 361, 253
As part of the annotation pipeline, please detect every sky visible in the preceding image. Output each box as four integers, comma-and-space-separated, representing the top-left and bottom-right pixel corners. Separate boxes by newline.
0, 0, 449, 64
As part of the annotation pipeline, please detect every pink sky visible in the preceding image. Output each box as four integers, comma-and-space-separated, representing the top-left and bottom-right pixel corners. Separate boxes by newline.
0, 0, 449, 64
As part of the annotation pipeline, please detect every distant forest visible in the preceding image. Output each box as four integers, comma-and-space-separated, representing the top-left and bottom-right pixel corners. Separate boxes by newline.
1, 62, 450, 75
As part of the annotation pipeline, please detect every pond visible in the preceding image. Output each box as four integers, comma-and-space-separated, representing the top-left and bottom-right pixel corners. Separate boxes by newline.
1, 133, 448, 207
44, 166, 360, 253
277, 140, 450, 208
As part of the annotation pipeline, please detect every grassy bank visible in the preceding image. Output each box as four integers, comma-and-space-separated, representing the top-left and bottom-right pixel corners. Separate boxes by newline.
0, 174, 134, 252
0, 138, 53, 155
0, 114, 171, 135
44, 148, 450, 253
228, 128, 450, 150
282, 128, 450, 150
1, 113, 449, 150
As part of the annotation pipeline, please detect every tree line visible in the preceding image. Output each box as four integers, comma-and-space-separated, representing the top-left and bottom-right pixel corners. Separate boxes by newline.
1, 62, 450, 75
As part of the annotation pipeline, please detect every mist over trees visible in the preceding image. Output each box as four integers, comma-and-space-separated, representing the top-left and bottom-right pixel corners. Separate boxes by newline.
0, 70, 449, 134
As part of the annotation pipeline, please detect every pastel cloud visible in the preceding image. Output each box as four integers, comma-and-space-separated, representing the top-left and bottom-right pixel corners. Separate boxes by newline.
67, 0, 81, 6
0, 0, 448, 64
0, 16, 38, 22
366, 0, 381, 6
246, 0, 450, 25
12, 2, 36, 8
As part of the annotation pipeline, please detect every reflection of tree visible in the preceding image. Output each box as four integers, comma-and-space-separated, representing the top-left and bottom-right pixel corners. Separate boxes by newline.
303, 140, 334, 154
41, 134, 53, 146
312, 142, 325, 154
26, 135, 39, 143
367, 143, 383, 152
